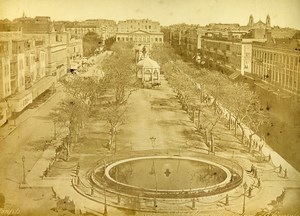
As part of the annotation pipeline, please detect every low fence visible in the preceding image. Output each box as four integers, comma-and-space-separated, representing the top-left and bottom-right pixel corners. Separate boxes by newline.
72, 150, 244, 212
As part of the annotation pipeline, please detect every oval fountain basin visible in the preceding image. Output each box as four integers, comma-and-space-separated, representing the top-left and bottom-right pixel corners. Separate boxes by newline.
104, 156, 232, 192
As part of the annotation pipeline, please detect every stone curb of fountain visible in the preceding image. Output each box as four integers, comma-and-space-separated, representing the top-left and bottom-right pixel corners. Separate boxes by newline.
68, 157, 250, 215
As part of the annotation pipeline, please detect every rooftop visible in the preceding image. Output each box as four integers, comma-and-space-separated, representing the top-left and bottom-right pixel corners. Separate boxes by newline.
137, 56, 160, 68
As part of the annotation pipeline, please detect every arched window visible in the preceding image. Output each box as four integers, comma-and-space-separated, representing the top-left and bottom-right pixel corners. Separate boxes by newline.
144, 69, 152, 81
153, 70, 159, 80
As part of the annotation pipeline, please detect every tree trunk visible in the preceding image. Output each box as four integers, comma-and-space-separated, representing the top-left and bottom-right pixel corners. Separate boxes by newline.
200, 90, 203, 103
66, 146, 70, 161
53, 122, 57, 140
241, 126, 244, 145
114, 130, 117, 154
210, 132, 214, 153
205, 129, 208, 146
248, 139, 252, 152
228, 113, 231, 130
192, 108, 195, 122
249, 134, 254, 152
213, 100, 217, 114
197, 109, 201, 130
234, 119, 237, 135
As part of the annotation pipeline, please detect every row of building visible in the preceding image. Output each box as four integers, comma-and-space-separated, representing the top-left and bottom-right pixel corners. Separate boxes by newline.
164, 15, 300, 99
0, 16, 83, 126
0, 16, 166, 127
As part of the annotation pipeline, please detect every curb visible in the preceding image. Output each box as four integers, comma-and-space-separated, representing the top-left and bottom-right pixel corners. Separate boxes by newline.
0, 86, 62, 143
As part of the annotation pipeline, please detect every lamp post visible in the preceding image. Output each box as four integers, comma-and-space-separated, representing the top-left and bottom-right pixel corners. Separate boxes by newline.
242, 182, 248, 216
103, 159, 108, 216
22, 156, 26, 185
103, 182, 108, 216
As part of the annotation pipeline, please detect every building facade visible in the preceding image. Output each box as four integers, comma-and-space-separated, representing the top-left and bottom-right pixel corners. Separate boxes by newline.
252, 42, 300, 95
0, 16, 83, 126
116, 19, 164, 50
65, 19, 117, 41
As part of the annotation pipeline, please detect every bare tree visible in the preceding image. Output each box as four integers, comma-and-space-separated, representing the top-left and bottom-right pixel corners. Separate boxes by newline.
60, 76, 107, 114
150, 43, 179, 70
100, 103, 127, 152
50, 98, 88, 160
101, 42, 137, 105
99, 42, 138, 151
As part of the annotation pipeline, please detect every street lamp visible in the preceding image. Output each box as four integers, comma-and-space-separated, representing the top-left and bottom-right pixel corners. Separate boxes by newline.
103, 182, 108, 216
22, 156, 26, 185
242, 182, 248, 216
102, 159, 108, 216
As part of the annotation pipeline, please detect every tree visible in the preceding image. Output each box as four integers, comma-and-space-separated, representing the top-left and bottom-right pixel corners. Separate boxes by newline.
100, 103, 127, 152
60, 76, 107, 114
101, 42, 137, 105
244, 102, 270, 151
150, 43, 179, 72
50, 98, 88, 160
83, 32, 102, 57
100, 42, 137, 151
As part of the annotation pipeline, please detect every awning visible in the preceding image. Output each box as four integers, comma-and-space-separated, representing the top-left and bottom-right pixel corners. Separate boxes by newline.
32, 76, 56, 99
7, 89, 33, 112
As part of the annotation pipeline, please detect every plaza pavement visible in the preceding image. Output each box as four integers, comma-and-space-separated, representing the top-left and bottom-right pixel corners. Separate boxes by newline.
18, 75, 300, 215
1, 63, 299, 215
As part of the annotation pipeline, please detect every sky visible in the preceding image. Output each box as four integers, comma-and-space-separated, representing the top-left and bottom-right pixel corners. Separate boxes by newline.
0, 0, 299, 29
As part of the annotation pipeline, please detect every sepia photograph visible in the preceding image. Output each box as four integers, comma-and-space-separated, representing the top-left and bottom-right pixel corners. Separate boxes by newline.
0, 0, 300, 215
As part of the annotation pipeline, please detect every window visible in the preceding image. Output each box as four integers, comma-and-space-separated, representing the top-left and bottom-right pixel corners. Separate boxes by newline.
4, 65, 9, 77
41, 53, 45, 61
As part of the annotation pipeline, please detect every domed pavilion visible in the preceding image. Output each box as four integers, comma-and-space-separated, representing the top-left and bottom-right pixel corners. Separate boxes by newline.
136, 56, 161, 87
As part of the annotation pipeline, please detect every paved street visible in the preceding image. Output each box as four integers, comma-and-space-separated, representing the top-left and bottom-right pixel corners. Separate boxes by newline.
0, 53, 108, 215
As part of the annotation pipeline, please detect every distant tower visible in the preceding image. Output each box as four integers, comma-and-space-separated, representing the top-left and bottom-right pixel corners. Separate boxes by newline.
266, 15, 271, 29
248, 15, 254, 28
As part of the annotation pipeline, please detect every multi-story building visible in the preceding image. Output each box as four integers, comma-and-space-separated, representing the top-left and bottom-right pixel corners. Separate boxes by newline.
0, 40, 11, 125
0, 16, 83, 126
161, 27, 171, 43
178, 28, 197, 58
170, 25, 207, 60
251, 41, 300, 96
198, 15, 274, 78
64, 19, 117, 41
0, 41, 11, 99
116, 19, 164, 50
117, 19, 160, 33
